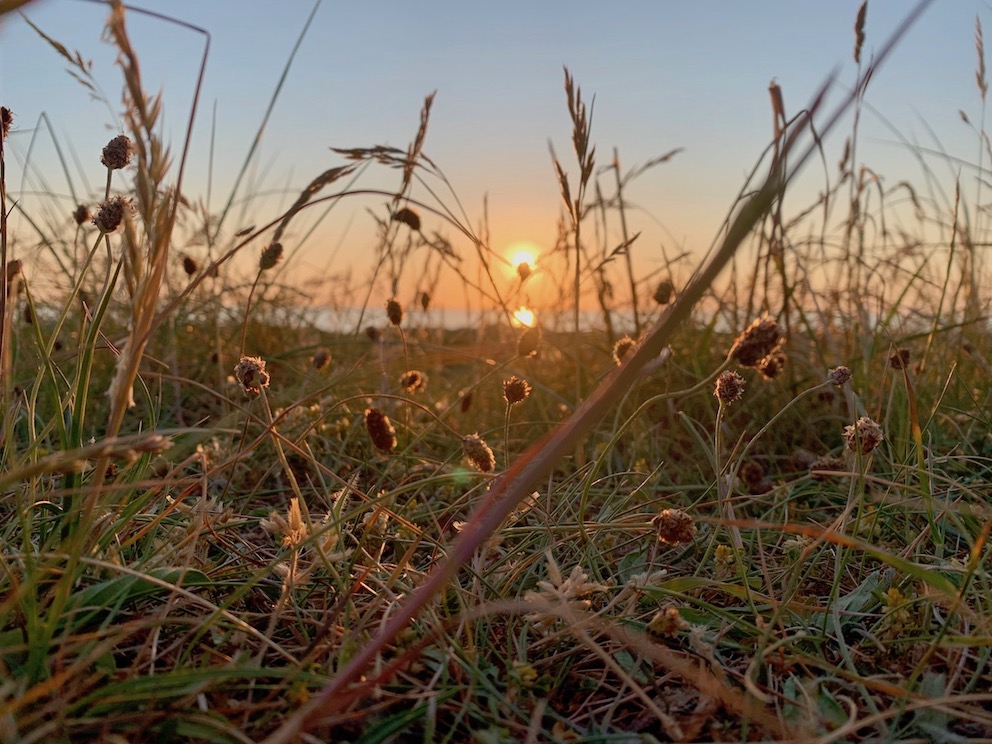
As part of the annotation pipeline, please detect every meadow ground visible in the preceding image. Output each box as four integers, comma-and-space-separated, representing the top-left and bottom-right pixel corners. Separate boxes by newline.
2, 2, 992, 742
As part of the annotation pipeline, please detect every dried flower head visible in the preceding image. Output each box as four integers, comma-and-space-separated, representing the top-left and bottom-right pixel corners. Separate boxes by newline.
259, 242, 283, 271
888, 348, 910, 370
612, 335, 636, 366
517, 261, 532, 281
420, 291, 431, 311
843, 416, 885, 455
757, 349, 786, 380
809, 455, 846, 480
652, 508, 697, 545
92, 195, 132, 233
739, 460, 765, 489
311, 347, 332, 371
73, 204, 91, 226
260, 497, 309, 548
182, 254, 199, 276
400, 369, 428, 393
0, 107, 12, 139
392, 206, 421, 231
365, 326, 382, 343
365, 408, 397, 452
647, 606, 688, 637
100, 134, 134, 170
503, 375, 532, 405
462, 433, 496, 473
517, 325, 541, 357
653, 278, 674, 305
386, 298, 404, 327
731, 315, 783, 367
714, 370, 746, 404
828, 365, 852, 386
234, 355, 270, 396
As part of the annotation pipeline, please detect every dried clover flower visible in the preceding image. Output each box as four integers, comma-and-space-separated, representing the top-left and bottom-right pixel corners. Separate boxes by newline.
311, 347, 332, 371
503, 375, 532, 405
365, 408, 397, 452
259, 242, 283, 271
73, 204, 91, 226
400, 369, 428, 393
888, 348, 910, 370
827, 365, 852, 386
714, 370, 746, 404
653, 278, 674, 305
392, 206, 421, 231
731, 315, 783, 367
92, 195, 132, 233
844, 416, 884, 455
612, 335, 636, 366
647, 606, 688, 637
386, 298, 404, 327
234, 355, 270, 396
462, 433, 496, 473
100, 134, 134, 170
517, 326, 541, 357
652, 508, 697, 545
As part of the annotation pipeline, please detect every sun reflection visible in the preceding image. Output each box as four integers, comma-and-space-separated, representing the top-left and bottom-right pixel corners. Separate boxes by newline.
512, 306, 536, 328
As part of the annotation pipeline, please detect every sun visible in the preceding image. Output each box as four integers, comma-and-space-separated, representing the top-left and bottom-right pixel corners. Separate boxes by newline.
507, 241, 539, 276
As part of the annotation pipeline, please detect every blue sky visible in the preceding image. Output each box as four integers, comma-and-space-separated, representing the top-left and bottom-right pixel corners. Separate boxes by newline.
0, 0, 986, 311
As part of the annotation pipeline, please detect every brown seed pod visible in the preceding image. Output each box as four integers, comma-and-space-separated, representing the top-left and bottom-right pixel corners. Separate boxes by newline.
365, 408, 397, 452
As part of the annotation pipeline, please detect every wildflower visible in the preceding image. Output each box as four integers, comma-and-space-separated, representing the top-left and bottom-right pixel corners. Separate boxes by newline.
0, 107, 12, 139
647, 606, 687, 638
386, 298, 404, 327
888, 348, 910, 370
392, 206, 421, 231
503, 375, 532, 406
259, 242, 283, 271
100, 134, 134, 170
365, 408, 397, 452
400, 369, 427, 393
844, 416, 884, 455
92, 195, 132, 233
827, 365, 852, 386
612, 335, 636, 366
653, 278, 674, 305
311, 347, 332, 371
652, 508, 697, 545
714, 370, 746, 404
73, 204, 91, 226
234, 355, 270, 396
462, 433, 496, 473
517, 325, 541, 357
757, 349, 786, 380
731, 315, 783, 367
261, 497, 308, 548
714, 544, 736, 566
181, 254, 198, 276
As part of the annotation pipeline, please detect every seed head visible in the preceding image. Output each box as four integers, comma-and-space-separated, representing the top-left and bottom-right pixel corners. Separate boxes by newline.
73, 204, 91, 226
714, 370, 746, 404
0, 107, 12, 139
311, 347, 332, 371
365, 408, 397, 452
731, 315, 783, 367
809, 455, 846, 480
366, 326, 381, 342
386, 298, 404, 327
888, 348, 910, 370
757, 349, 786, 380
462, 433, 496, 473
400, 369, 427, 393
100, 134, 134, 170
503, 375, 532, 405
647, 606, 688, 637
259, 242, 283, 271
182, 254, 199, 276
420, 291, 431, 311
517, 261, 532, 281
234, 355, 270, 396
517, 325, 541, 357
843, 416, 884, 456
612, 335, 636, 366
827, 365, 852, 386
392, 206, 421, 231
92, 195, 132, 233
653, 279, 674, 305
652, 508, 697, 545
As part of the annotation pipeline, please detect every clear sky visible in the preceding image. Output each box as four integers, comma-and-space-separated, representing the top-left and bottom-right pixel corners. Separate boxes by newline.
0, 0, 987, 315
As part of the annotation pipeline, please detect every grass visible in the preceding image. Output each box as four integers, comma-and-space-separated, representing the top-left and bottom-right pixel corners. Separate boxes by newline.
3, 0, 992, 741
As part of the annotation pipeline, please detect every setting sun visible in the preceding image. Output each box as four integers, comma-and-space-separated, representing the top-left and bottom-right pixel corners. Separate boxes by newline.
507, 241, 539, 275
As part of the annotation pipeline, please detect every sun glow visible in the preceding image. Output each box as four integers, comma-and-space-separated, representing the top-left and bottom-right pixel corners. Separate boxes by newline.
512, 306, 536, 327
507, 241, 539, 277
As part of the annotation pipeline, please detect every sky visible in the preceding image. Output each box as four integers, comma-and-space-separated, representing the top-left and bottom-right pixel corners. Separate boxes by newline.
0, 0, 988, 317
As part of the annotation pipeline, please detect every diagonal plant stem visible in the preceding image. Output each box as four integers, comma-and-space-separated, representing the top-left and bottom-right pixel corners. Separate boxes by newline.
263, 3, 934, 739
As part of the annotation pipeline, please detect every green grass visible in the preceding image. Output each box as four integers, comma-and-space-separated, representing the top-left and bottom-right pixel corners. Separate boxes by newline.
3, 1, 992, 742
